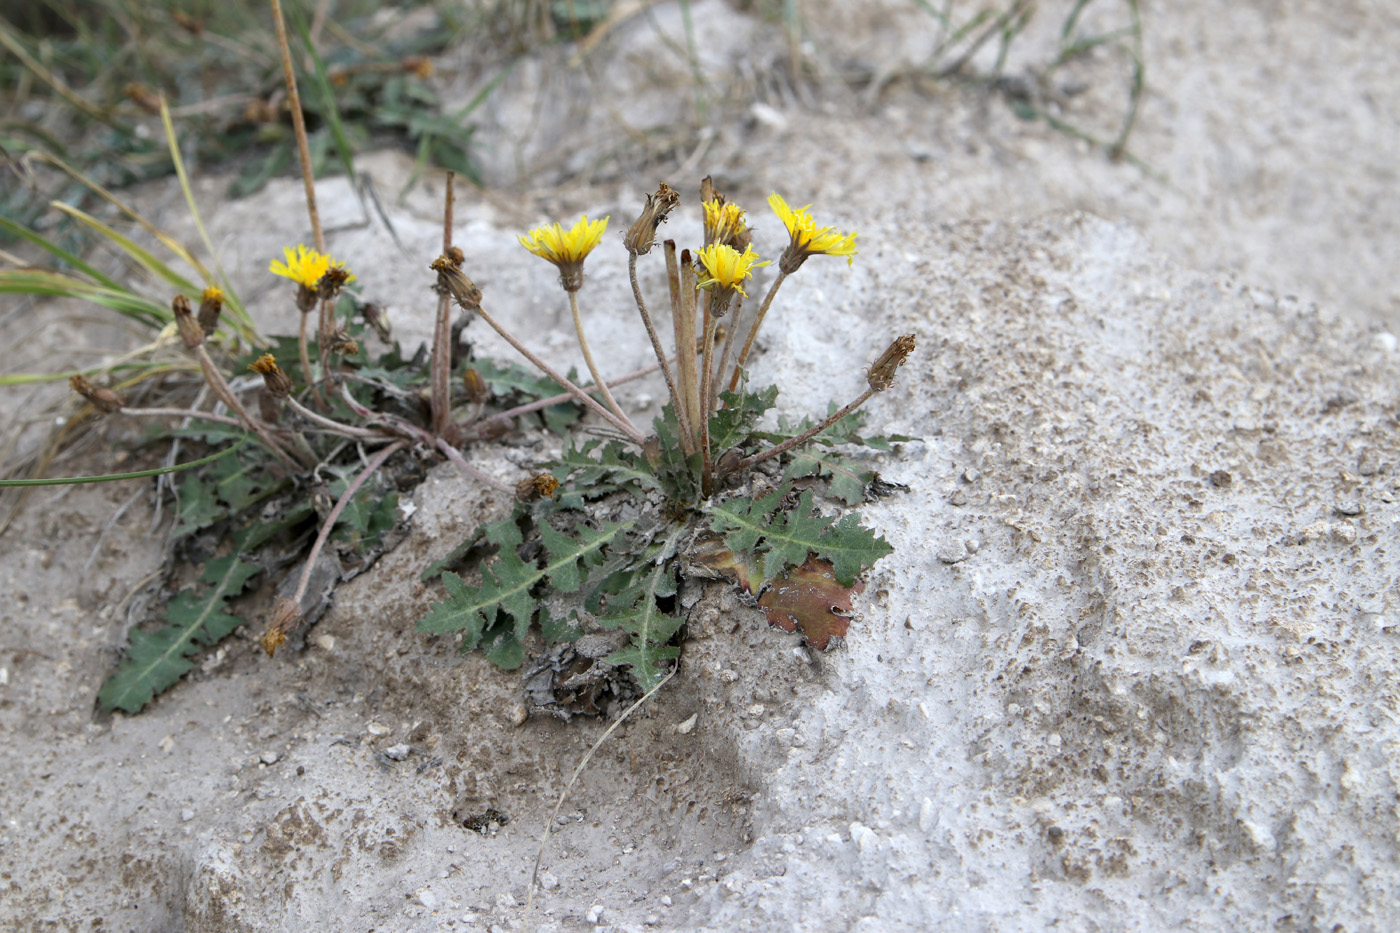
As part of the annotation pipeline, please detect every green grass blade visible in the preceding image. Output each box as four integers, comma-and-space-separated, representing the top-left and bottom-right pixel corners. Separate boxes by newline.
0, 441, 245, 487
49, 202, 200, 296
0, 269, 171, 327
0, 214, 123, 290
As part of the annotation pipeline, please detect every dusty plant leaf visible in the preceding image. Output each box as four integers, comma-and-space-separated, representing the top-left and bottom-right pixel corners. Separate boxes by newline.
98, 553, 261, 713
756, 558, 863, 650
172, 470, 223, 537
416, 520, 634, 660
781, 447, 872, 506
595, 530, 683, 691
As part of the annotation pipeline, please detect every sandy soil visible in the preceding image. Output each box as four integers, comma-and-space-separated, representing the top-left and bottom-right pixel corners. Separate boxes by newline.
2, 2, 1398, 931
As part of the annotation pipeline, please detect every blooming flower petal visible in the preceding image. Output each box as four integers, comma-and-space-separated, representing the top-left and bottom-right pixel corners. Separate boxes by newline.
768, 193, 859, 267
694, 243, 768, 297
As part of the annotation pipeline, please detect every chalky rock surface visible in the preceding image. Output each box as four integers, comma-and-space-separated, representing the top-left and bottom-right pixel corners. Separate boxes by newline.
4, 209, 1398, 932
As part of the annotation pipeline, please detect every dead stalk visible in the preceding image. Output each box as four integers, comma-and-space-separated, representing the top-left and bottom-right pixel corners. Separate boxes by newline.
727, 269, 788, 393
430, 173, 456, 436
735, 386, 876, 473
628, 253, 690, 442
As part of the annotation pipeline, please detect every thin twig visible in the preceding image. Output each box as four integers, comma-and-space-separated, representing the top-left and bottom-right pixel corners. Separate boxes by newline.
727, 269, 788, 393
285, 396, 387, 441
287, 439, 405, 609
434, 437, 513, 492
735, 386, 876, 473
269, 0, 324, 254
192, 345, 303, 469
567, 289, 632, 428
473, 304, 645, 444
697, 304, 718, 498
524, 668, 676, 925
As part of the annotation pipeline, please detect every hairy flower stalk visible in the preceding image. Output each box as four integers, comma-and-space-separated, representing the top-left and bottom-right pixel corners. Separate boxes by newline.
734, 334, 914, 474
432, 254, 645, 445
431, 173, 458, 436
173, 296, 303, 469
694, 243, 767, 495
519, 215, 633, 427
728, 193, 859, 392
664, 240, 697, 457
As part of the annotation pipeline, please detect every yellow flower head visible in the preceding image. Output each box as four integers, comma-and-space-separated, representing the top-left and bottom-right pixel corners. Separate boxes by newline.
269, 244, 355, 289
768, 192, 858, 272
694, 243, 768, 310
703, 200, 749, 248
519, 215, 609, 291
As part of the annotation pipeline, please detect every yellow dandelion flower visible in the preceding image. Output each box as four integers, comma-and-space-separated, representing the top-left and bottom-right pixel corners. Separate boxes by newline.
694, 243, 768, 299
703, 200, 749, 248
768, 193, 858, 272
519, 215, 610, 291
269, 244, 355, 289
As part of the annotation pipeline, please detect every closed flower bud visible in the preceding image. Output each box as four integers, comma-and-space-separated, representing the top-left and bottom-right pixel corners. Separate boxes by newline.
361, 302, 392, 341
624, 182, 680, 255
431, 254, 482, 310
69, 374, 124, 413
867, 334, 916, 392
462, 368, 490, 404
197, 287, 224, 336
249, 353, 294, 398
260, 597, 301, 658
172, 294, 202, 348
515, 473, 560, 502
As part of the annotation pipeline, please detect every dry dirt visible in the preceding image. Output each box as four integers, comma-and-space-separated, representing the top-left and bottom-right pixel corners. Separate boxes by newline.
3, 2, 1399, 932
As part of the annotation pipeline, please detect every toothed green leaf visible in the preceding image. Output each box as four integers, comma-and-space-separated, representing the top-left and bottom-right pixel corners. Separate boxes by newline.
595, 530, 684, 691
98, 552, 261, 713
416, 520, 634, 663
707, 487, 891, 587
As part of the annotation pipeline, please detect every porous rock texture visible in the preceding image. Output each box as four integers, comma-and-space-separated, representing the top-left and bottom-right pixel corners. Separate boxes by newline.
4, 206, 1398, 932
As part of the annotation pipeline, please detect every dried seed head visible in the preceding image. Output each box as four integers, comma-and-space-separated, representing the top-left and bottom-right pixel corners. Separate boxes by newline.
515, 473, 560, 502
462, 368, 490, 404
317, 264, 353, 301
69, 373, 124, 413
172, 294, 203, 348
624, 182, 680, 255
431, 254, 482, 310
124, 83, 162, 115
867, 334, 916, 392
260, 597, 301, 658
328, 328, 358, 357
197, 286, 224, 336
403, 56, 433, 78
445, 245, 465, 266
361, 302, 392, 341
249, 353, 294, 398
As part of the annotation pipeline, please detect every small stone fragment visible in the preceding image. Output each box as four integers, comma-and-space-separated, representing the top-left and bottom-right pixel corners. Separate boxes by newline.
937, 542, 969, 564
586, 904, 606, 923
259, 750, 280, 766
675, 713, 698, 735
1334, 501, 1363, 516
1209, 470, 1233, 488
1358, 449, 1380, 476
366, 721, 390, 736
180, 809, 196, 823
383, 744, 411, 761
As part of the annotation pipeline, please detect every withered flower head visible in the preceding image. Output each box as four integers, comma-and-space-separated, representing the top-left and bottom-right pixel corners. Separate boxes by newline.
328, 328, 358, 357
270, 244, 355, 312
317, 264, 353, 302
197, 286, 224, 336
260, 597, 301, 658
431, 254, 482, 310
249, 353, 294, 398
69, 373, 124, 413
361, 302, 392, 341
867, 334, 916, 392
172, 294, 203, 348
462, 368, 490, 404
769, 192, 859, 274
515, 473, 561, 502
624, 182, 680, 255
403, 56, 433, 78
519, 215, 609, 292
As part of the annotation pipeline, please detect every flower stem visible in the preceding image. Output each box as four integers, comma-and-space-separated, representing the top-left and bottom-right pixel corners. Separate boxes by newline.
727, 269, 788, 393
269, 0, 324, 254
665, 241, 698, 456
734, 386, 875, 473
629, 252, 690, 448
191, 345, 304, 469
430, 172, 456, 436
434, 437, 513, 492
468, 358, 667, 432
474, 304, 645, 444
568, 289, 629, 426
676, 249, 704, 450
284, 395, 386, 441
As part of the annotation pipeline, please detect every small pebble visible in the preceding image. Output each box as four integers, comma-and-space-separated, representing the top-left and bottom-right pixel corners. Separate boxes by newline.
962, 468, 981, 483
540, 871, 559, 891
1358, 450, 1380, 476
675, 713, 698, 735
383, 744, 411, 761
366, 722, 390, 736
259, 751, 280, 766
948, 489, 968, 506
1374, 331, 1398, 353
180, 809, 195, 823
1335, 501, 1363, 516
661, 896, 672, 907
937, 542, 969, 564
586, 904, 606, 923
